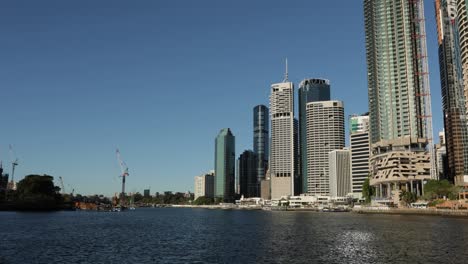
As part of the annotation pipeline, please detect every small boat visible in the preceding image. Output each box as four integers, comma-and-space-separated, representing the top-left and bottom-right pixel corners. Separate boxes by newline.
111, 205, 125, 212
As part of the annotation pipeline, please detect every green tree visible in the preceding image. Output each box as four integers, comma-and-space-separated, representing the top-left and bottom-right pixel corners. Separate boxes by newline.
423, 180, 459, 200
193, 196, 214, 205
15, 175, 64, 210
133, 192, 143, 203
399, 190, 417, 206
362, 177, 374, 204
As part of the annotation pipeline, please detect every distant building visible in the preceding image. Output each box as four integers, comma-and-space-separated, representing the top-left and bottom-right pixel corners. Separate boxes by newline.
329, 149, 351, 197
350, 114, 370, 198
260, 179, 270, 200
194, 171, 215, 200
144, 189, 150, 197
215, 128, 236, 202
270, 66, 295, 199
0, 165, 8, 191
238, 150, 258, 198
298, 78, 330, 193
436, 131, 448, 179
306, 101, 345, 196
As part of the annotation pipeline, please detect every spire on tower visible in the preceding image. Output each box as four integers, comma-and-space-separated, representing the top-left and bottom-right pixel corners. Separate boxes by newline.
283, 58, 289, 82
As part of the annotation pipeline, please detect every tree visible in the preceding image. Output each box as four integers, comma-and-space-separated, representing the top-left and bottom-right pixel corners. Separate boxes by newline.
423, 180, 459, 200
15, 175, 64, 210
362, 177, 374, 204
399, 190, 417, 206
193, 196, 214, 205
133, 192, 143, 203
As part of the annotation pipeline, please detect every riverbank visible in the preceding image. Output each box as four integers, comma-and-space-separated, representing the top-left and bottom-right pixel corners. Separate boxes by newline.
353, 207, 468, 217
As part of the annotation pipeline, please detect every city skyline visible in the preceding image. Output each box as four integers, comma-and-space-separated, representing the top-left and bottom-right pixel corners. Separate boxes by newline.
0, 1, 445, 195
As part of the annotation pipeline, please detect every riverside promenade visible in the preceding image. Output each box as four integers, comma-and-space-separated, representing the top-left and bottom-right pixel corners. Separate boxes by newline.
353, 207, 468, 217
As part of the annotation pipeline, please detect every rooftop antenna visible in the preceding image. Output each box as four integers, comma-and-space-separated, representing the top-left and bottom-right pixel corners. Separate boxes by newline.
283, 58, 289, 82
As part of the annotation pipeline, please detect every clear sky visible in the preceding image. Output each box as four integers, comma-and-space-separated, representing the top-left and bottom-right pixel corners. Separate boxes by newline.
0, 1, 443, 196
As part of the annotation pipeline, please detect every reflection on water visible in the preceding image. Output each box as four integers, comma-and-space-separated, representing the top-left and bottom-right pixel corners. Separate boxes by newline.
1, 209, 468, 263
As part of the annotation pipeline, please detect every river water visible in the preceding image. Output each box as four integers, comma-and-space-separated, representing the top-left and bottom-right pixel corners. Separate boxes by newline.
1, 208, 467, 263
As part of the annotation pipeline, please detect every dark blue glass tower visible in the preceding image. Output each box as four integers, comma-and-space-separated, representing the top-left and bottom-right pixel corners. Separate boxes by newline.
253, 105, 269, 186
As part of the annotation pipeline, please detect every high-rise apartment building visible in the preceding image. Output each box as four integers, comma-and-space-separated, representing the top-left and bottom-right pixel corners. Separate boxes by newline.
350, 114, 370, 198
298, 78, 330, 193
253, 105, 269, 187
269, 67, 295, 199
457, 0, 468, 115
329, 149, 351, 197
306, 101, 345, 196
194, 171, 215, 200
436, 0, 468, 186
238, 150, 258, 197
215, 128, 235, 202
364, 0, 435, 201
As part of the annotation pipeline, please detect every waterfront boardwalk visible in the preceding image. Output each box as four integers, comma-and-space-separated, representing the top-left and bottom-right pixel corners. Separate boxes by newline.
353, 207, 468, 217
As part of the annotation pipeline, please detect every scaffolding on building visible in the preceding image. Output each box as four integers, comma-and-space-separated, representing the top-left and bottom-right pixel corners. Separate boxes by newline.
411, 0, 437, 179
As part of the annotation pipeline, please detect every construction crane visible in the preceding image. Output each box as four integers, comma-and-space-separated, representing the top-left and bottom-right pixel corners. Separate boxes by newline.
59, 176, 65, 194
116, 149, 129, 207
8, 145, 18, 190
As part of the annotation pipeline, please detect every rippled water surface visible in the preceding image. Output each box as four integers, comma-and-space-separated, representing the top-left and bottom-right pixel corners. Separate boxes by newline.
1, 208, 468, 263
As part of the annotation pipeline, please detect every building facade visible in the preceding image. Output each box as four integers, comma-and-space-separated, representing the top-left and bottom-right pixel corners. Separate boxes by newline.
364, 0, 435, 202
457, 0, 468, 116
194, 171, 215, 200
350, 114, 370, 198
215, 128, 235, 202
298, 78, 330, 193
436, 0, 468, 186
306, 101, 345, 196
0, 165, 8, 192
238, 150, 258, 198
270, 75, 295, 199
253, 105, 269, 191
329, 149, 351, 197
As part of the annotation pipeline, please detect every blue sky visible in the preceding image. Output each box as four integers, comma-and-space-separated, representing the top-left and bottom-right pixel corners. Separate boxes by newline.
0, 1, 443, 195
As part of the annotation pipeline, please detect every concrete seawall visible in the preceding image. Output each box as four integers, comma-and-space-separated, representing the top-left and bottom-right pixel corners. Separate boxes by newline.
353, 207, 468, 217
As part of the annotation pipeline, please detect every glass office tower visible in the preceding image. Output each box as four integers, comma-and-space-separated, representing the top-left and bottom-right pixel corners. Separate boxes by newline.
215, 128, 235, 202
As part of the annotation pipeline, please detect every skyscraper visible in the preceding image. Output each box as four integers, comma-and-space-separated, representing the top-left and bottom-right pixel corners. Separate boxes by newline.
269, 63, 295, 199
298, 79, 330, 193
215, 128, 235, 202
238, 150, 258, 197
350, 114, 370, 198
364, 0, 435, 201
436, 0, 468, 186
306, 101, 345, 196
253, 105, 269, 188
329, 149, 351, 197
457, 0, 468, 116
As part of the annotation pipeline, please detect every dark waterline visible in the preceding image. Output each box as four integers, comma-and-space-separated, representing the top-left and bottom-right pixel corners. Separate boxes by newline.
1, 208, 467, 263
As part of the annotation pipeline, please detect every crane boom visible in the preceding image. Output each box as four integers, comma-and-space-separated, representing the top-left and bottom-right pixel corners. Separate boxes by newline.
116, 149, 129, 207
8, 145, 18, 190
59, 176, 65, 194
